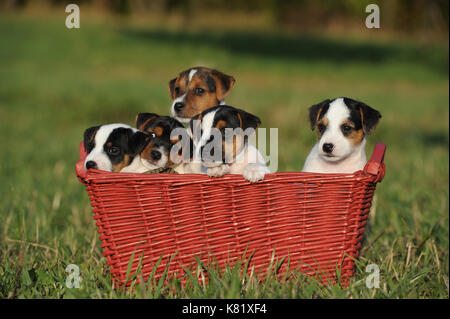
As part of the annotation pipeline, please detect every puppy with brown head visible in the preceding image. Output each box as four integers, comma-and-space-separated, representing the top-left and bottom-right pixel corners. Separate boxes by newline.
302, 97, 381, 173
135, 113, 196, 173
187, 105, 270, 182
168, 67, 236, 122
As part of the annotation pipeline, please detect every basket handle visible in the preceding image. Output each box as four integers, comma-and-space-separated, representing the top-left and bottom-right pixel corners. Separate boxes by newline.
363, 142, 386, 182
75, 141, 88, 180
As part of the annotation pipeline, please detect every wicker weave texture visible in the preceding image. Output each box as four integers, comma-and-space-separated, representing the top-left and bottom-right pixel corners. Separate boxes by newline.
76, 143, 386, 287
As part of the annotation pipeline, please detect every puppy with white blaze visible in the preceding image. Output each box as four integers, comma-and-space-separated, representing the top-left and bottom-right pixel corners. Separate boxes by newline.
187, 105, 270, 182
302, 97, 381, 174
168, 66, 235, 122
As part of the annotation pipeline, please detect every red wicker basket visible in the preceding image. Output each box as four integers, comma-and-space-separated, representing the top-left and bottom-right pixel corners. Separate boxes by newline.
76, 142, 386, 287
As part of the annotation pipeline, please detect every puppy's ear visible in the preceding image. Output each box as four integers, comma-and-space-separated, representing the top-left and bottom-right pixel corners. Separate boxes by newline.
168, 78, 177, 99
211, 70, 235, 101
168, 117, 185, 134
359, 103, 381, 134
344, 98, 382, 134
83, 125, 100, 153
237, 109, 261, 131
309, 99, 331, 130
129, 131, 151, 156
136, 113, 159, 131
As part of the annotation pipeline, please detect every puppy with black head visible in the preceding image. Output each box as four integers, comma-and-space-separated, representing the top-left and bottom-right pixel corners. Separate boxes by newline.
135, 113, 197, 174
188, 105, 269, 182
169, 66, 236, 122
302, 97, 381, 174
83, 123, 150, 172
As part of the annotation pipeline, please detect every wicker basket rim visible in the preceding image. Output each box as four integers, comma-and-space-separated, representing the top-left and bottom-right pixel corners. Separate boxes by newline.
75, 142, 386, 185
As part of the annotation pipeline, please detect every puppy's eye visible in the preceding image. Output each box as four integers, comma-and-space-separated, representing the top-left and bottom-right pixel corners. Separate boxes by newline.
341, 124, 353, 135
108, 147, 120, 156
195, 88, 205, 96
317, 123, 326, 133
148, 132, 156, 139
175, 87, 180, 95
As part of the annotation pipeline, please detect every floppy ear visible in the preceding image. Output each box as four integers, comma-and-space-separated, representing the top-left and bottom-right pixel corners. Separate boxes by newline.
343, 98, 381, 134
168, 78, 177, 99
83, 125, 100, 152
359, 103, 381, 135
309, 99, 331, 130
168, 117, 185, 135
211, 70, 236, 101
237, 109, 261, 131
136, 113, 159, 131
128, 131, 151, 156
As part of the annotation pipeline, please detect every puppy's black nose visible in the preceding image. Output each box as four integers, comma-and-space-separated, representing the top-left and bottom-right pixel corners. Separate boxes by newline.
86, 161, 97, 170
174, 102, 185, 112
323, 143, 334, 154
151, 150, 161, 161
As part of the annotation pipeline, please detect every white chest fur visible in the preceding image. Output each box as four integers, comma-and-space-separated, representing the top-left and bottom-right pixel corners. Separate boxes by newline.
302, 140, 367, 174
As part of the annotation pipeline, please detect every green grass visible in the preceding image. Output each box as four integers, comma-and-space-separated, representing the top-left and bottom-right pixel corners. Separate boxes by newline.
0, 14, 448, 298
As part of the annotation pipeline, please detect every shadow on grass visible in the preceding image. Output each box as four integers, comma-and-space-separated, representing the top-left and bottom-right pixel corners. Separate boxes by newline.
418, 131, 449, 147
121, 28, 448, 73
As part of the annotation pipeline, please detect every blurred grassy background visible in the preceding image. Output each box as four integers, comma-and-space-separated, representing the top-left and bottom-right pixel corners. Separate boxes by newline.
0, 1, 448, 298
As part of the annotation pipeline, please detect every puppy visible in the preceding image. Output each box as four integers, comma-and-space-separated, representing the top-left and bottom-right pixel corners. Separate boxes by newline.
168, 66, 236, 122
187, 105, 269, 182
302, 97, 381, 174
134, 113, 197, 174
83, 123, 149, 172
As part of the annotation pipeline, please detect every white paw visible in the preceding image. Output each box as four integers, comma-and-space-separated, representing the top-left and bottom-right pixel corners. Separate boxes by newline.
243, 163, 267, 183
207, 164, 230, 177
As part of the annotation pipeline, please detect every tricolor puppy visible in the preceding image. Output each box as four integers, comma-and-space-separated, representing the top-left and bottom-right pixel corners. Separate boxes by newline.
169, 67, 236, 122
133, 113, 197, 174
188, 105, 269, 182
83, 123, 149, 172
302, 97, 381, 174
